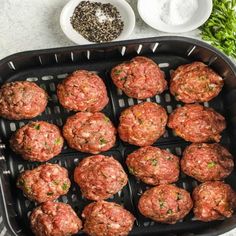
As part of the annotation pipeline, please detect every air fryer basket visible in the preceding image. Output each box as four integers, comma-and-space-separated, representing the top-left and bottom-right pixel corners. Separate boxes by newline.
0, 36, 236, 236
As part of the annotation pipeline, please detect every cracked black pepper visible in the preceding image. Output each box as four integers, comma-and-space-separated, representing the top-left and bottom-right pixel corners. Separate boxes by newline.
70, 1, 124, 43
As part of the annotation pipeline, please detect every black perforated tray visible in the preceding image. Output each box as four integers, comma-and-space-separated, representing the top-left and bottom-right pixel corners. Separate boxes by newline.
0, 37, 236, 236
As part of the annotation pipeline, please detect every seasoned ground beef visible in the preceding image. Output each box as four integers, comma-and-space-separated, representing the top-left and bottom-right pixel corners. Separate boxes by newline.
138, 184, 193, 224
170, 62, 223, 103
82, 201, 135, 236
63, 112, 116, 154
118, 102, 168, 146
168, 104, 226, 142
193, 181, 236, 222
111, 56, 167, 99
74, 155, 127, 201
0, 81, 48, 120
126, 146, 179, 185
57, 70, 109, 112
30, 201, 82, 236
10, 121, 64, 162
17, 163, 71, 203
181, 143, 234, 182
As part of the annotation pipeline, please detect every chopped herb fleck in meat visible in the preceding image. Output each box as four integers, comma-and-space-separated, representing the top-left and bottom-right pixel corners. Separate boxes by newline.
208, 161, 216, 168
128, 167, 135, 175
34, 124, 40, 130
99, 138, 107, 145
167, 209, 173, 214
17, 179, 25, 187
150, 159, 158, 166
47, 192, 54, 196
62, 183, 69, 191
177, 192, 182, 200
104, 116, 110, 123
114, 69, 122, 75
159, 200, 165, 208
55, 138, 62, 145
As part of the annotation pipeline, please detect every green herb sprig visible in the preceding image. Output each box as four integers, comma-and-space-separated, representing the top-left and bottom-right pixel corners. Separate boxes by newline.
200, 0, 236, 58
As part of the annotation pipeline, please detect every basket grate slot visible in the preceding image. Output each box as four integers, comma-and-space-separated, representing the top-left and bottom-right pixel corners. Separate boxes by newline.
71, 52, 74, 62
41, 75, 54, 81
150, 42, 159, 53
7, 61, 16, 70
136, 44, 143, 55
187, 45, 196, 56
49, 83, 56, 92
57, 74, 68, 79
9, 123, 16, 132
121, 46, 126, 56
166, 105, 173, 114
159, 63, 169, 68
117, 88, 123, 96
26, 77, 38, 82
86, 50, 90, 60
54, 54, 58, 63
208, 56, 218, 66
118, 99, 125, 108
164, 93, 171, 103
38, 56, 43, 65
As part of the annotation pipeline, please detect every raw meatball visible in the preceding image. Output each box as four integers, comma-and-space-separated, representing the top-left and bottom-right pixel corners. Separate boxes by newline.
170, 62, 223, 103
10, 121, 64, 162
0, 81, 48, 120
74, 155, 127, 201
126, 146, 179, 185
193, 181, 236, 222
82, 201, 135, 236
17, 163, 71, 203
138, 184, 193, 224
30, 201, 82, 236
168, 104, 226, 142
118, 102, 168, 146
63, 112, 116, 154
111, 56, 167, 99
57, 70, 109, 112
181, 143, 234, 182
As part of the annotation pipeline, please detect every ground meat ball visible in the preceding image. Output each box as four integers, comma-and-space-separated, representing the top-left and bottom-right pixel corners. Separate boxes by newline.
10, 121, 64, 162
74, 155, 127, 201
181, 143, 234, 182
17, 163, 71, 203
30, 201, 82, 236
138, 184, 193, 224
0, 81, 48, 120
111, 56, 167, 99
63, 112, 116, 154
118, 102, 167, 146
170, 62, 223, 103
126, 146, 179, 185
57, 70, 109, 112
193, 181, 236, 222
168, 104, 226, 142
82, 201, 135, 236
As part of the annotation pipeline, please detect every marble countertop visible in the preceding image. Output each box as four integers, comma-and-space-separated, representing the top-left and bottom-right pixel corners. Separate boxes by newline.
0, 1, 235, 236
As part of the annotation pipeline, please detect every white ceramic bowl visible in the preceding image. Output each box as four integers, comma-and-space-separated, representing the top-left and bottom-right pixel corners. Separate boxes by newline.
137, 0, 212, 33
60, 0, 135, 44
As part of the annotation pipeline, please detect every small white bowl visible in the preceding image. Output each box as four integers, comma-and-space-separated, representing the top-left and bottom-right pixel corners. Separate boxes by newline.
60, 0, 135, 44
137, 0, 212, 33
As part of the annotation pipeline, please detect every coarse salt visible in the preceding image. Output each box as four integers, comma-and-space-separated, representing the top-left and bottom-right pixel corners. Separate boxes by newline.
95, 8, 113, 23
157, 0, 198, 26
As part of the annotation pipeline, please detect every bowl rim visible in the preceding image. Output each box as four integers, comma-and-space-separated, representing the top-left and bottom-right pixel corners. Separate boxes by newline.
60, 0, 136, 45
137, 0, 213, 33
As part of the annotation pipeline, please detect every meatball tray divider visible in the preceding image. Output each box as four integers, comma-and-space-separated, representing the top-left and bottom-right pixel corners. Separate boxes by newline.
0, 36, 236, 236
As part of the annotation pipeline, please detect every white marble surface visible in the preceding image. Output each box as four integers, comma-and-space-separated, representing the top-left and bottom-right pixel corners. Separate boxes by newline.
0, 0, 235, 235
